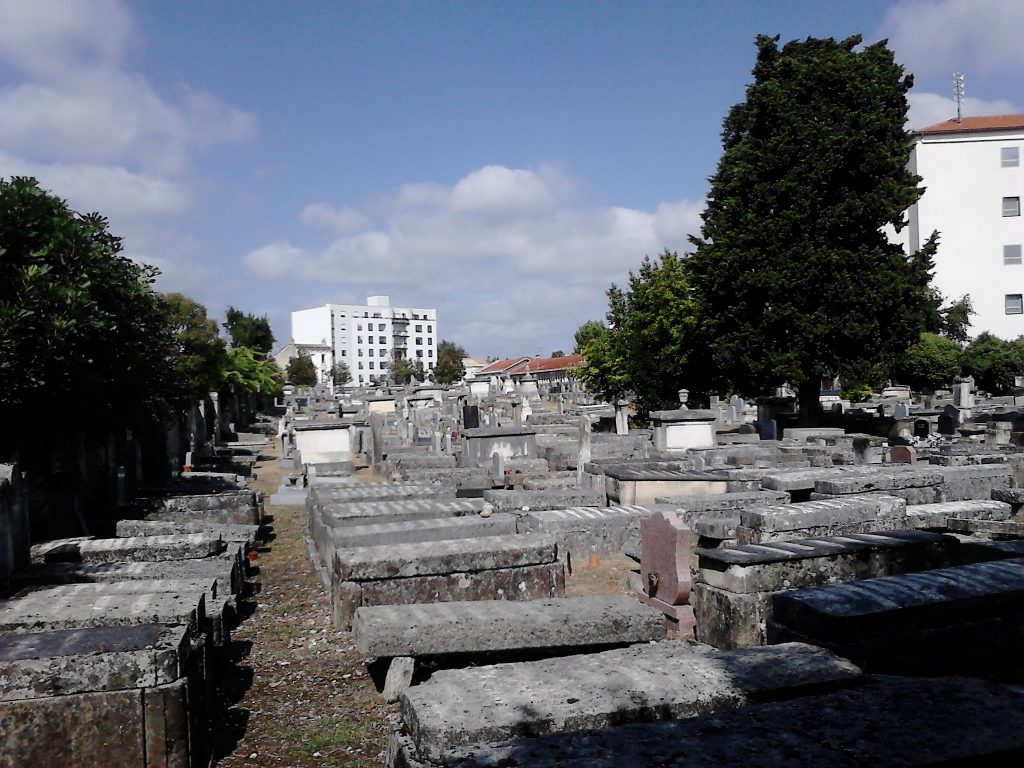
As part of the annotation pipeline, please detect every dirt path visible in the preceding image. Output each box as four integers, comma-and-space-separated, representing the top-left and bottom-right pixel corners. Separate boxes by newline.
211, 442, 391, 768
209, 437, 635, 767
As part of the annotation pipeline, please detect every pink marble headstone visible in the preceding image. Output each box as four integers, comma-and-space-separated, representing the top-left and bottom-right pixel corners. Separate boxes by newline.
640, 510, 692, 605
890, 445, 917, 464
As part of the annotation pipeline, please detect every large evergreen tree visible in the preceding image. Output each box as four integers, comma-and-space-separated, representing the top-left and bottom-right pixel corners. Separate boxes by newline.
434, 340, 467, 384
224, 307, 275, 354
687, 35, 939, 424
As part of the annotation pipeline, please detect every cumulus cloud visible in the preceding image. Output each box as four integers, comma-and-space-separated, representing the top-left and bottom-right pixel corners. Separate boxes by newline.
880, 0, 1024, 78
244, 165, 704, 355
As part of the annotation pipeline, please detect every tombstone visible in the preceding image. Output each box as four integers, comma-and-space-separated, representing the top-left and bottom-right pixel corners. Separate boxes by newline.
938, 405, 960, 435
894, 402, 910, 419
759, 419, 778, 441
709, 395, 720, 409
512, 401, 523, 428
692, 455, 705, 472
491, 452, 505, 484
369, 412, 385, 468
431, 431, 442, 455
677, 389, 690, 409
953, 379, 975, 411
614, 400, 629, 436
556, 395, 565, 415
914, 419, 931, 439
725, 405, 737, 425
576, 416, 592, 487
890, 445, 917, 464
443, 432, 453, 454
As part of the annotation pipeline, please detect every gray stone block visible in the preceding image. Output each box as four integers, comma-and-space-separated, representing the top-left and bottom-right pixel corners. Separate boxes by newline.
353, 595, 665, 657
114, 519, 260, 548
935, 464, 1013, 501
654, 490, 790, 510
31, 534, 223, 564
483, 489, 607, 513
515, 506, 652, 559
811, 469, 943, 495
906, 499, 1013, 528
431, 676, 1024, 768
737, 494, 907, 543
398, 641, 860, 762
330, 513, 517, 549
333, 534, 558, 582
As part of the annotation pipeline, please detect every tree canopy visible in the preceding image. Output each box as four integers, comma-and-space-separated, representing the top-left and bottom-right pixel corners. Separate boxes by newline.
161, 293, 227, 407
961, 333, 1024, 395
222, 346, 284, 397
573, 320, 605, 355
892, 333, 963, 395
330, 360, 351, 387
687, 35, 939, 424
576, 251, 699, 415
390, 353, 426, 385
434, 340, 466, 384
0, 177, 176, 424
286, 353, 317, 386
224, 307, 275, 354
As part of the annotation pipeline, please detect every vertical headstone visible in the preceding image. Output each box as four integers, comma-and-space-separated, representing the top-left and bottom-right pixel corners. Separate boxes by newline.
512, 400, 523, 428
576, 416, 592, 487
491, 451, 505, 484
725, 405, 737, 424
443, 432, 453, 454
709, 395, 720, 409
640, 510, 692, 604
463, 404, 480, 429
614, 400, 629, 436
894, 402, 910, 419
431, 431, 442, 454
759, 418, 777, 441
369, 412, 384, 468
557, 395, 564, 414
692, 455, 705, 472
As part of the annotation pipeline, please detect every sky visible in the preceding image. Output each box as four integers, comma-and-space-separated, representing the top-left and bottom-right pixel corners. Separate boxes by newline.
2, 0, 1022, 359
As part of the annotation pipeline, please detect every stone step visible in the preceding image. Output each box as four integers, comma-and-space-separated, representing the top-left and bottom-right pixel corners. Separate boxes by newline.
329, 513, 517, 549
31, 533, 224, 564
353, 595, 665, 658
430, 675, 1024, 768
398, 641, 860, 763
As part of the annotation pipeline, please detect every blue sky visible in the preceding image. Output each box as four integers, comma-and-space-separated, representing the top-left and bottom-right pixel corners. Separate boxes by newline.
2, 0, 1022, 358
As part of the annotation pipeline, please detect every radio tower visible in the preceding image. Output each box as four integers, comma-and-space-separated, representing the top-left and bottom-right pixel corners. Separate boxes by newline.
954, 72, 965, 123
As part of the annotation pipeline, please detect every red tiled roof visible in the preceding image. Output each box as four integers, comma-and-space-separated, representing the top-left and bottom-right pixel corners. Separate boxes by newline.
478, 357, 530, 375
919, 114, 1024, 135
509, 354, 586, 375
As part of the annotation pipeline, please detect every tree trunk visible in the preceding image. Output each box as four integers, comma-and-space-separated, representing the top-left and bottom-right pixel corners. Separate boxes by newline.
797, 374, 821, 427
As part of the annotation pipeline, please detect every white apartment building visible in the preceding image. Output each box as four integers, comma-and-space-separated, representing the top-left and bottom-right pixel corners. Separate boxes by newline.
291, 296, 438, 386
903, 115, 1024, 339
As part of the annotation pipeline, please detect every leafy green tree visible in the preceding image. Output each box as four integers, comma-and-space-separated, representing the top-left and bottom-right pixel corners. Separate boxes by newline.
961, 333, 1024, 395
286, 353, 317, 386
578, 251, 699, 415
224, 307, 275, 354
222, 346, 284, 397
938, 294, 974, 345
389, 353, 426, 385
687, 35, 939, 425
161, 293, 228, 407
330, 361, 351, 386
434, 340, 467, 384
550, 350, 565, 358
0, 177, 177, 424
573, 320, 605, 354
892, 333, 962, 395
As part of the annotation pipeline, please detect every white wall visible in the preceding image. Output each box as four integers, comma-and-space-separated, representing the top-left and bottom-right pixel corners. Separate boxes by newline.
910, 131, 1024, 339
291, 306, 331, 345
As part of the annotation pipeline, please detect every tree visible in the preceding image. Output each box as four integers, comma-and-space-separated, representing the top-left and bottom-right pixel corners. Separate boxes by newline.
161, 293, 228, 407
961, 333, 1024, 395
389, 352, 426, 385
223, 346, 284, 398
330, 361, 351, 387
434, 340, 467, 384
577, 251, 700, 415
224, 307, 275, 354
286, 353, 317, 386
550, 350, 566, 358
892, 333, 962, 395
0, 177, 178, 424
573, 320, 605, 354
687, 35, 939, 425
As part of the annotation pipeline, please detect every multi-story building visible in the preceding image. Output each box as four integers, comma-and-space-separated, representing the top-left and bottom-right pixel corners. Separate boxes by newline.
902, 115, 1024, 338
291, 296, 438, 386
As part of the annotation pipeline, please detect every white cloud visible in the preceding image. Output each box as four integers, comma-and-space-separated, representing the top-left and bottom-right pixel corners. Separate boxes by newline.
244, 165, 704, 355
300, 202, 371, 236
907, 92, 1019, 130
0, 151, 191, 218
880, 0, 1024, 78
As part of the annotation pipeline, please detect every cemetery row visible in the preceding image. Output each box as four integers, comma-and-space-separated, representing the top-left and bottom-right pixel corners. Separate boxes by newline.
0, 432, 272, 768
282, 378, 1024, 767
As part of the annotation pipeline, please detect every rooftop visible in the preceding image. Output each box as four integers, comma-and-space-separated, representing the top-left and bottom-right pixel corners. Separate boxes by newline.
918, 114, 1024, 136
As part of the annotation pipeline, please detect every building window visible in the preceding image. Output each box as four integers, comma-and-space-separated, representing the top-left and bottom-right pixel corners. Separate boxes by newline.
427, 325, 432, 333
357, 336, 362, 344
357, 323, 362, 331
1005, 245, 1023, 265
341, 349, 347, 356
358, 362, 364, 369
428, 349, 434, 358
369, 362, 374, 369
415, 324, 422, 332
1002, 147, 1021, 167
1006, 294, 1023, 315
379, 336, 386, 344
415, 337, 422, 345
368, 349, 374, 357
1003, 197, 1021, 217
358, 349, 363, 357
427, 337, 432, 345
416, 350, 423, 358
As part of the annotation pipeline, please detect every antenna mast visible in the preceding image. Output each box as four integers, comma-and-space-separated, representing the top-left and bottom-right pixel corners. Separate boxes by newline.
953, 72, 965, 123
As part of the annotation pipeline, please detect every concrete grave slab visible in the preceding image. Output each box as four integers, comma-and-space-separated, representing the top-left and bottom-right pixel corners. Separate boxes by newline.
31, 534, 223, 564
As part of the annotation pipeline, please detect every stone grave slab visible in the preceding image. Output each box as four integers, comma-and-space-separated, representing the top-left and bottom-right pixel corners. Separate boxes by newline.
516, 506, 651, 560
330, 513, 517, 549
31, 534, 223, 564
736, 494, 908, 544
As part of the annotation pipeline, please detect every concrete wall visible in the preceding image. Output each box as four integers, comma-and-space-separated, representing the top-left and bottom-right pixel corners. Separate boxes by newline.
907, 128, 1024, 339
293, 425, 352, 464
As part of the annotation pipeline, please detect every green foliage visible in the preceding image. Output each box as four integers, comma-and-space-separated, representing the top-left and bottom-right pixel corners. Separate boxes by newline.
687, 35, 939, 423
330, 360, 351, 386
286, 353, 317, 386
0, 176, 176, 423
573, 320, 605, 354
434, 340, 466, 384
390, 353, 426, 385
223, 346, 284, 397
892, 333, 962, 394
550, 350, 565, 358
839, 382, 875, 402
938, 294, 974, 345
578, 251, 699, 415
224, 306, 275, 354
961, 333, 1024, 395
161, 293, 227, 406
